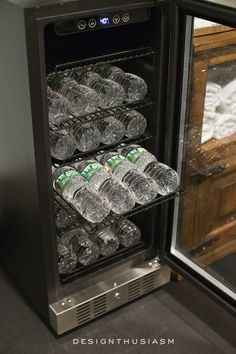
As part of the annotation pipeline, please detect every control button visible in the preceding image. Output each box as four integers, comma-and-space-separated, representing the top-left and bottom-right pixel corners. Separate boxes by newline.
112, 15, 120, 25
78, 19, 86, 30
122, 13, 130, 23
88, 18, 97, 28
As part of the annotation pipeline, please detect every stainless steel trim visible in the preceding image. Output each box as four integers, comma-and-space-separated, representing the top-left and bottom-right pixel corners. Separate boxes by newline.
171, 15, 193, 252
49, 259, 170, 335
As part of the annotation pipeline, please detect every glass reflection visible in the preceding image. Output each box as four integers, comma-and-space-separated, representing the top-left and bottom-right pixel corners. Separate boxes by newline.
172, 17, 236, 298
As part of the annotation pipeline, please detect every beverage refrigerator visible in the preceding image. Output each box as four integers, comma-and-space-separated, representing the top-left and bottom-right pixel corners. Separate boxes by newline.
0, 0, 235, 335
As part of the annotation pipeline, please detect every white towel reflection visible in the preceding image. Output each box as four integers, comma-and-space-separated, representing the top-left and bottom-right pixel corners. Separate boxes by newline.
213, 113, 236, 139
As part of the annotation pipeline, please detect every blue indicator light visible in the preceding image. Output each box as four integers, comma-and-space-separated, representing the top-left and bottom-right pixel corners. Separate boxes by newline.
100, 17, 110, 25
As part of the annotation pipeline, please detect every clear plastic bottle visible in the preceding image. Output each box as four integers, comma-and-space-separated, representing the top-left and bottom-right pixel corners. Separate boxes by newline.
53, 166, 110, 223
91, 227, 119, 256
112, 219, 141, 248
55, 206, 77, 230
59, 227, 99, 266
49, 130, 77, 160
76, 160, 135, 214
47, 86, 72, 121
97, 153, 157, 205
49, 112, 70, 128
118, 110, 147, 137
68, 123, 101, 152
97, 116, 125, 145
57, 239, 77, 274
121, 145, 180, 195
95, 65, 147, 103
47, 74, 100, 116
76, 71, 125, 108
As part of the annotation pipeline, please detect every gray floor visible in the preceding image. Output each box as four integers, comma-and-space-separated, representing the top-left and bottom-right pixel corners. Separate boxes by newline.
0, 267, 235, 354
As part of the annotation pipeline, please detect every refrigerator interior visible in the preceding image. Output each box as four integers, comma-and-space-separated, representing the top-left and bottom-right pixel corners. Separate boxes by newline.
43, 6, 181, 286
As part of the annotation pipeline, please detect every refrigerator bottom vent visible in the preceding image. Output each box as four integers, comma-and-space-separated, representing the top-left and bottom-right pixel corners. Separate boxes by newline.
76, 294, 107, 326
128, 272, 156, 301
76, 303, 91, 326
49, 260, 170, 335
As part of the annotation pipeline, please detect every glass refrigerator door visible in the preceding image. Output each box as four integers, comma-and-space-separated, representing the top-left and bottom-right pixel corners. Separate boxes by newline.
166, 0, 236, 312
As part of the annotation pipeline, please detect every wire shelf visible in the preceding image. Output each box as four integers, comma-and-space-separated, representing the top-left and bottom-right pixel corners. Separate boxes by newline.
49, 96, 155, 132
52, 131, 152, 166
60, 240, 147, 284
54, 188, 183, 284
54, 188, 183, 235
48, 47, 157, 76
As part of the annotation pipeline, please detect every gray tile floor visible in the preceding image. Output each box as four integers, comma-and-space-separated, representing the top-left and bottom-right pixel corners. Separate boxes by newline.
0, 267, 235, 354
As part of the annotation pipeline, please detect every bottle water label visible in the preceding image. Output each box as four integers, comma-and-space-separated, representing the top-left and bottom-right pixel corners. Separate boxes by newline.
71, 68, 88, 82
47, 72, 69, 91
103, 155, 126, 173
54, 169, 79, 193
123, 147, 145, 163
47, 73, 66, 91
80, 162, 104, 182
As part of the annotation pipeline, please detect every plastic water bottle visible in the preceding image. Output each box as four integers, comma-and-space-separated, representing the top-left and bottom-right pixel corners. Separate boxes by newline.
47, 73, 100, 116
121, 145, 180, 195
59, 227, 99, 266
75, 160, 135, 214
47, 87, 72, 120
96, 65, 147, 102
91, 227, 119, 256
57, 239, 77, 274
75, 71, 125, 108
55, 205, 77, 229
112, 219, 141, 248
97, 116, 125, 145
118, 110, 147, 137
68, 123, 101, 152
53, 166, 110, 223
49, 112, 70, 128
49, 130, 77, 160
97, 153, 157, 205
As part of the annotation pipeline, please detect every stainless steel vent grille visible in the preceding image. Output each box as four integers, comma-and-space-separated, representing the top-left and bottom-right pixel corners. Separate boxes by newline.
128, 271, 156, 301
76, 302, 91, 326
49, 262, 170, 335
93, 295, 107, 317
142, 272, 156, 294
76, 294, 107, 326
128, 278, 142, 300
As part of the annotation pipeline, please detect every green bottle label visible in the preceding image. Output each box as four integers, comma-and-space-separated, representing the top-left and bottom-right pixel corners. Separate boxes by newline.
55, 169, 79, 193
103, 155, 126, 173
80, 162, 104, 182
124, 147, 145, 164
47, 72, 69, 91
72, 68, 89, 82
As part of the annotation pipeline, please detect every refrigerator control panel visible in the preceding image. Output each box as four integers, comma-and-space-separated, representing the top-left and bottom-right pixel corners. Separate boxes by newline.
55, 8, 150, 35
